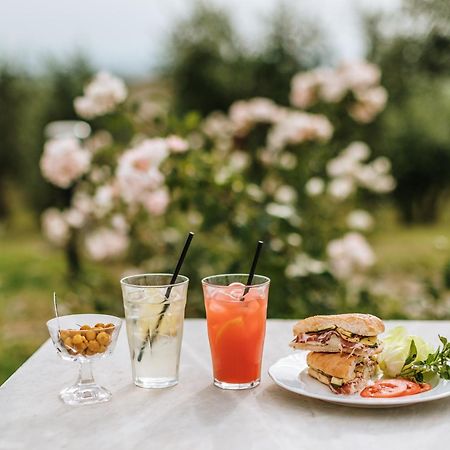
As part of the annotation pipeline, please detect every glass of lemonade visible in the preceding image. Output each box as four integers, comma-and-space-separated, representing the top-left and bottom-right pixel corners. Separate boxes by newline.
202, 274, 270, 390
121, 273, 189, 389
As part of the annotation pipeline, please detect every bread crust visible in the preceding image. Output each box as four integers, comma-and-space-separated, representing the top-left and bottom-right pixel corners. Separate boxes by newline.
293, 313, 384, 337
306, 352, 361, 380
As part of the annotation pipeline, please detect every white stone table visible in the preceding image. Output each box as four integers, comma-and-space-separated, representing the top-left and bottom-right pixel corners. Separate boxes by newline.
1, 320, 450, 450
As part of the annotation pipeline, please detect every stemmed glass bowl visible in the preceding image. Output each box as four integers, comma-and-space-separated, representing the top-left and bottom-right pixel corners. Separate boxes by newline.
47, 313, 122, 406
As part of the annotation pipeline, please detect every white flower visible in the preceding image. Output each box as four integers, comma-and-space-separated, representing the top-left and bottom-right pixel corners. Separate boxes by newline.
285, 253, 326, 278
265, 203, 295, 219
259, 149, 277, 166
274, 185, 297, 204
74, 71, 127, 119
111, 214, 129, 233
202, 111, 234, 141
85, 227, 129, 261
368, 174, 396, 193
372, 156, 391, 174
229, 151, 250, 172
287, 233, 302, 247
348, 86, 388, 123
41, 208, 70, 246
246, 184, 265, 202
89, 165, 111, 183
340, 61, 381, 91
166, 135, 189, 153
73, 97, 97, 119
346, 210, 374, 231
278, 152, 298, 170
290, 72, 318, 109
316, 68, 348, 103
305, 177, 325, 197
326, 155, 359, 178
270, 238, 285, 252
342, 141, 370, 162
355, 165, 396, 193
85, 130, 113, 153
141, 188, 170, 216
288, 214, 302, 227
327, 232, 376, 280
93, 184, 116, 216
229, 97, 284, 136
214, 167, 232, 185
116, 139, 168, 204
327, 143, 395, 195
40, 138, 91, 188
267, 111, 333, 151
328, 177, 354, 200
72, 191, 95, 216
64, 208, 86, 229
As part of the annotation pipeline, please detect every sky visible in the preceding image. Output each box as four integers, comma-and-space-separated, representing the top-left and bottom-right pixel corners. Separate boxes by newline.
0, 0, 400, 77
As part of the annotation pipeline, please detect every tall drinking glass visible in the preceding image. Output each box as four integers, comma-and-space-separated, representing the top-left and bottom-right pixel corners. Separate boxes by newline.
202, 274, 270, 390
121, 273, 189, 388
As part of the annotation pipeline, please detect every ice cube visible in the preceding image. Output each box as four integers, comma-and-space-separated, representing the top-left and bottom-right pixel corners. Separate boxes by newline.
206, 298, 228, 315
226, 282, 246, 300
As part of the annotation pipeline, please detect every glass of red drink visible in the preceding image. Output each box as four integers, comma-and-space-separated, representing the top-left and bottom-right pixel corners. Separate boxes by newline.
202, 274, 270, 390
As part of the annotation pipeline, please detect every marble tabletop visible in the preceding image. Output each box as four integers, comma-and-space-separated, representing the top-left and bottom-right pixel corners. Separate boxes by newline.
1, 319, 450, 450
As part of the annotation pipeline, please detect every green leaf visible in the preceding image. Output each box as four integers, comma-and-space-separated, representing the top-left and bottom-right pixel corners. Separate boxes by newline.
404, 339, 418, 367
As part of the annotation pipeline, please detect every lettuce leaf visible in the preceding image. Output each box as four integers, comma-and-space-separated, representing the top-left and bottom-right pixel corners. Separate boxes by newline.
379, 326, 434, 378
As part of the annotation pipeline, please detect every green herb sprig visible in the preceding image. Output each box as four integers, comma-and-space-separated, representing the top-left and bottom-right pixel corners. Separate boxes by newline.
399, 336, 450, 382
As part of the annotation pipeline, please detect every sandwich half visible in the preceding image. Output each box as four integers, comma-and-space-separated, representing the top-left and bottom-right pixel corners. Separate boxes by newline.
307, 352, 376, 394
290, 313, 384, 356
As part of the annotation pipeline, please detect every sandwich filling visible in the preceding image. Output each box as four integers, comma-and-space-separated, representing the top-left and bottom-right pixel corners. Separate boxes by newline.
308, 358, 376, 395
293, 326, 381, 355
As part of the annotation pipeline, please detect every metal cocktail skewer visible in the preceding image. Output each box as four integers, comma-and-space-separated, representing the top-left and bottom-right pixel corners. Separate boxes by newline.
53, 292, 61, 331
137, 232, 195, 362
53, 292, 62, 353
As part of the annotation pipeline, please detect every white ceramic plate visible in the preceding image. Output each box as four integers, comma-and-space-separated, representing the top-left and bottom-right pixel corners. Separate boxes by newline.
269, 351, 450, 408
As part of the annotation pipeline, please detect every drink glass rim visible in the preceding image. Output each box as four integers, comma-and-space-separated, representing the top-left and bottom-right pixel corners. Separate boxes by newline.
46, 313, 122, 330
120, 273, 189, 289
201, 273, 270, 288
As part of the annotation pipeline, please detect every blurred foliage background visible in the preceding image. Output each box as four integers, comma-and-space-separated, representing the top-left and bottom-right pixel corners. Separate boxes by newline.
1, 0, 450, 383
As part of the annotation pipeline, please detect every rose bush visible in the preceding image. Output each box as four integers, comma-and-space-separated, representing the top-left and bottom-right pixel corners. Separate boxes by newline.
40, 63, 399, 318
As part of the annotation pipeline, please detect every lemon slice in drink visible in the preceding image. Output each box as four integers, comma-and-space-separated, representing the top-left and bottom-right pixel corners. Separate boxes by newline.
136, 303, 166, 338
157, 313, 182, 337
215, 316, 244, 344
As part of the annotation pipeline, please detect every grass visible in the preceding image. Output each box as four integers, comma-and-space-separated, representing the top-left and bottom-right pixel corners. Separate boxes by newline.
372, 205, 450, 277
1, 201, 449, 384
0, 231, 66, 384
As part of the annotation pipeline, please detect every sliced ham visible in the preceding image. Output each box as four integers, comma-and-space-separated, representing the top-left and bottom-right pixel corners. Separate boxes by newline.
294, 330, 378, 355
329, 361, 376, 394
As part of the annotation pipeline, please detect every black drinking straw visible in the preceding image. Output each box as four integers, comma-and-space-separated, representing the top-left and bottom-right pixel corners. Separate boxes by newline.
241, 240, 264, 301
137, 232, 194, 362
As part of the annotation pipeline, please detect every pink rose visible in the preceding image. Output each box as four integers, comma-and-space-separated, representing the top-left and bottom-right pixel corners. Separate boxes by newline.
141, 188, 170, 216
40, 138, 91, 188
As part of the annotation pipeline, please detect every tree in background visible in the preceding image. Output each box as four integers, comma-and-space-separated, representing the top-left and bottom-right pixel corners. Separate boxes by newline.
25, 56, 93, 216
0, 66, 28, 220
0, 56, 94, 227
165, 3, 329, 115
368, 0, 450, 223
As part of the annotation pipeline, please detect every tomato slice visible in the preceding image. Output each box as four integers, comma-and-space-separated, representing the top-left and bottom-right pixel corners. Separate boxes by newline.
418, 382, 432, 393
360, 379, 432, 398
399, 379, 421, 396
360, 379, 410, 398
